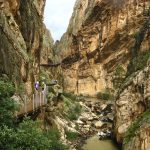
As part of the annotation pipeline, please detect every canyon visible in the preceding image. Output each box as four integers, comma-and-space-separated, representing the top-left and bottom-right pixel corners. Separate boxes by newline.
0, 0, 150, 150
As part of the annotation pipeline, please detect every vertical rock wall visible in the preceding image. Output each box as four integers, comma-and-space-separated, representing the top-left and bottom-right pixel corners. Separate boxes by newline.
114, 63, 150, 143
56, 0, 150, 96
123, 116, 150, 150
0, 0, 53, 98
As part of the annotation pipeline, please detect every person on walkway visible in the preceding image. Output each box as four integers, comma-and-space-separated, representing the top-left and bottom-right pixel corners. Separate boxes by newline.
35, 81, 39, 91
41, 81, 46, 93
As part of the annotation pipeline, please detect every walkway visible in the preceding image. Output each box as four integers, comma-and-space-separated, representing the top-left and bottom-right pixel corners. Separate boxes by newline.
16, 87, 48, 117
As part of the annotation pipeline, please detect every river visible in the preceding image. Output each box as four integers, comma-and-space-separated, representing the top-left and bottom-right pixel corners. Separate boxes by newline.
82, 136, 119, 150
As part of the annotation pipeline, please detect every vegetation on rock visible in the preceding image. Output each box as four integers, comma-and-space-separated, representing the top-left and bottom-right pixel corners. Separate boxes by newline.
112, 65, 126, 89
97, 88, 114, 100
65, 129, 80, 141
0, 78, 18, 127
61, 93, 82, 121
62, 92, 77, 101
0, 79, 68, 150
127, 51, 150, 76
124, 110, 150, 145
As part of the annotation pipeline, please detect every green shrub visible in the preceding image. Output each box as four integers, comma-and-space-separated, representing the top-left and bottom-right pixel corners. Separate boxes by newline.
16, 82, 25, 95
112, 65, 126, 89
61, 95, 82, 121
0, 79, 18, 127
68, 113, 78, 121
62, 92, 77, 101
16, 119, 51, 149
0, 78, 68, 150
114, 65, 126, 77
97, 88, 114, 100
127, 51, 150, 76
49, 139, 68, 150
74, 103, 82, 114
0, 80, 15, 97
65, 130, 79, 141
0, 125, 17, 149
39, 69, 51, 83
67, 103, 82, 121
0, 119, 68, 150
46, 127, 60, 140
124, 110, 150, 145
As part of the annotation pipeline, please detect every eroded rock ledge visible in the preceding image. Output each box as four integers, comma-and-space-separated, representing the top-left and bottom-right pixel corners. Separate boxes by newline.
56, 0, 150, 96
114, 63, 150, 142
123, 111, 150, 150
0, 0, 53, 97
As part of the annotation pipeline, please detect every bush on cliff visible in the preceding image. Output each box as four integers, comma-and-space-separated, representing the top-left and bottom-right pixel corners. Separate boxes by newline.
65, 129, 80, 141
0, 119, 68, 150
61, 94, 82, 121
0, 79, 68, 150
127, 51, 150, 76
0, 79, 18, 127
124, 110, 150, 145
97, 88, 114, 100
62, 92, 77, 101
112, 65, 126, 89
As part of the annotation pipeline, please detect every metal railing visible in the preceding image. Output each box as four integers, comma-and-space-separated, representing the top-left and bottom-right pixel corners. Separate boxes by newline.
16, 87, 48, 117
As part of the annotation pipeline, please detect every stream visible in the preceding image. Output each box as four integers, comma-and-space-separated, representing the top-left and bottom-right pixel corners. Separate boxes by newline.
82, 136, 119, 150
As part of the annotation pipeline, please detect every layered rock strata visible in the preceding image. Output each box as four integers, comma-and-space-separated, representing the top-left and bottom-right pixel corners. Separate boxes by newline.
123, 112, 150, 150
114, 63, 150, 143
56, 0, 150, 96
0, 0, 53, 98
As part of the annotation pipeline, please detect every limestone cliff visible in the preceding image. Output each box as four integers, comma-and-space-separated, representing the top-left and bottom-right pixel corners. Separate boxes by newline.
0, 0, 53, 98
114, 59, 150, 143
55, 0, 150, 149
123, 111, 150, 150
1, 0, 150, 149
56, 0, 150, 96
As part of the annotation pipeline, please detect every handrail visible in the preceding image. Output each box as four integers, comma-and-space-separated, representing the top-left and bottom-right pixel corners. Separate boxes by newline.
16, 87, 48, 117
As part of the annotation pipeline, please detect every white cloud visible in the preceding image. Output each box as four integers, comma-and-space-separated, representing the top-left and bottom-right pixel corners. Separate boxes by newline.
44, 0, 76, 41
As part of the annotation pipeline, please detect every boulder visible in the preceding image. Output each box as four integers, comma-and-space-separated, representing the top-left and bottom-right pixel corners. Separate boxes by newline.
88, 116, 94, 121
101, 116, 113, 123
95, 121, 104, 129
85, 101, 92, 108
98, 130, 112, 140
76, 119, 84, 125
79, 116, 87, 122
101, 104, 107, 110
83, 124, 90, 128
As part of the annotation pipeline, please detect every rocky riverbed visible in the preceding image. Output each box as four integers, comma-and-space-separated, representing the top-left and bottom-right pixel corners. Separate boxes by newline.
76, 98, 114, 140
45, 94, 116, 150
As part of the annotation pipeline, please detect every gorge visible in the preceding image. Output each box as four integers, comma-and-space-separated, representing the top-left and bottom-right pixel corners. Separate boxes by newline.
0, 0, 150, 150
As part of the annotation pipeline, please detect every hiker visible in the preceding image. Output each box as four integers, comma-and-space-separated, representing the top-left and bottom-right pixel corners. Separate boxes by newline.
35, 81, 39, 90
41, 81, 46, 92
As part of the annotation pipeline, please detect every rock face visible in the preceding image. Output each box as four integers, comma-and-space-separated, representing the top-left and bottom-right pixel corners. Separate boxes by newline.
0, 0, 53, 97
55, 0, 150, 149
56, 0, 150, 96
123, 114, 150, 150
114, 63, 150, 143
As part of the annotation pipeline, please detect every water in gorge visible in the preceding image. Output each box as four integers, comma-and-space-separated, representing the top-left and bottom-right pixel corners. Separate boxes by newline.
82, 136, 119, 150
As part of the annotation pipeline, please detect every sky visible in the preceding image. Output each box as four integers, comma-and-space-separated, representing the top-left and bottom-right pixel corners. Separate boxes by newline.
44, 0, 76, 41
